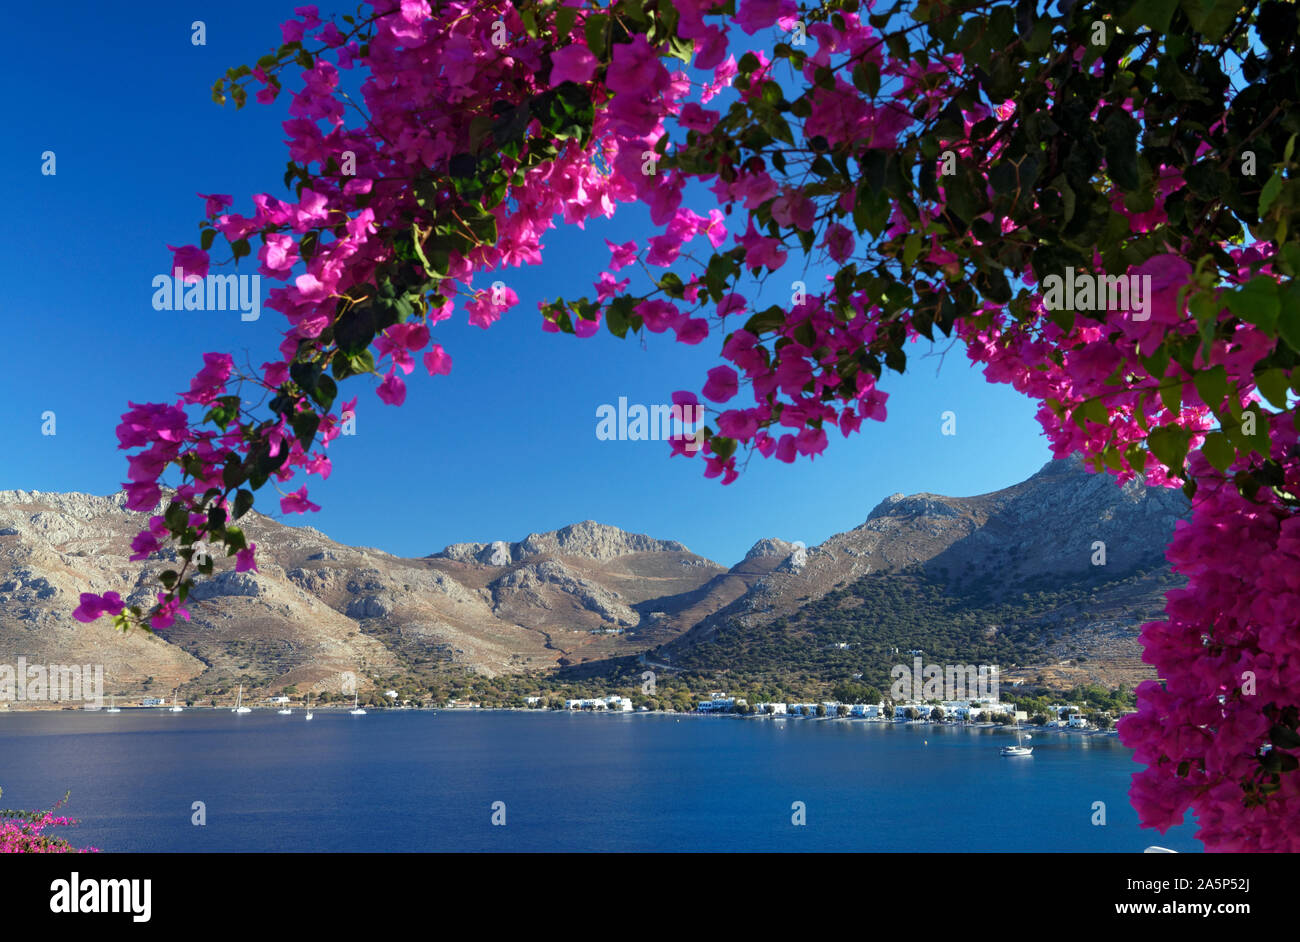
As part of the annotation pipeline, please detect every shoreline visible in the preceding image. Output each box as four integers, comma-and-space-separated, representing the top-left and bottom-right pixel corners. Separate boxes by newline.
0, 704, 1121, 735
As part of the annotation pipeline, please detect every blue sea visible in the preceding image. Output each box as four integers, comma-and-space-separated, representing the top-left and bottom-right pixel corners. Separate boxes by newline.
0, 710, 1202, 852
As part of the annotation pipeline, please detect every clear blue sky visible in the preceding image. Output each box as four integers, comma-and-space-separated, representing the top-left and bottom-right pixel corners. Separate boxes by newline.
0, 0, 1054, 567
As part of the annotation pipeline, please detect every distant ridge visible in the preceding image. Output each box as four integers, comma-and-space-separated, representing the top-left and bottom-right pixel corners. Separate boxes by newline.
0, 458, 1186, 697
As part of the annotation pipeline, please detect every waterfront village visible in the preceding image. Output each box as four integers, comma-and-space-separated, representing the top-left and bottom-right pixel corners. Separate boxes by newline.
544, 694, 1102, 729
14, 690, 1113, 729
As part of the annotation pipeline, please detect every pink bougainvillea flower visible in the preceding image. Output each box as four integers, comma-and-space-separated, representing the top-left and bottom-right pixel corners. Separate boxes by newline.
702, 365, 740, 403
166, 245, 209, 279
122, 482, 162, 513
423, 344, 452, 376
280, 487, 321, 515
376, 370, 407, 406
734, 0, 799, 34
72, 592, 125, 623
150, 592, 190, 630
605, 239, 639, 271
197, 192, 233, 217
129, 531, 161, 562
822, 223, 855, 263
595, 271, 630, 302
235, 543, 258, 573
717, 293, 747, 318
550, 44, 598, 86
180, 353, 235, 406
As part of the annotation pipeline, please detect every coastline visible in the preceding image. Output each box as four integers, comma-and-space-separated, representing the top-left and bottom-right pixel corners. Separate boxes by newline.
0, 703, 1121, 736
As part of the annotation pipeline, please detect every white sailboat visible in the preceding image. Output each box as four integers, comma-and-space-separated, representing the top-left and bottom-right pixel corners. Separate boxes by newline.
349, 692, 367, 715
1001, 717, 1033, 756
305, 695, 313, 721
169, 691, 184, 712
105, 695, 121, 713
232, 684, 252, 714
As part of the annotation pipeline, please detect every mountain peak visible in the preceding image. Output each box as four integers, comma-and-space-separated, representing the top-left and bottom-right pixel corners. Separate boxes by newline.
743, 537, 797, 560
436, 520, 691, 564
1031, 453, 1087, 478
866, 492, 964, 521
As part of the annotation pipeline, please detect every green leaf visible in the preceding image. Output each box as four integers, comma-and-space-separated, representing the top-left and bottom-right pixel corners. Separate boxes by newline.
233, 489, 254, 520
224, 526, 248, 553
710, 436, 737, 461
1200, 431, 1235, 471
1192, 365, 1228, 412
1259, 171, 1284, 216
164, 502, 188, 532
605, 295, 633, 338
854, 187, 891, 238
1100, 107, 1141, 191
1072, 397, 1108, 428
1227, 276, 1280, 333
222, 458, 245, 490
1147, 425, 1191, 474
852, 61, 880, 97
1269, 724, 1300, 749
1179, 0, 1242, 42
1280, 282, 1300, 351
1118, 0, 1178, 34
744, 306, 787, 334
1256, 368, 1291, 409
1159, 381, 1183, 415
903, 232, 923, 269
290, 411, 321, 448
554, 4, 577, 39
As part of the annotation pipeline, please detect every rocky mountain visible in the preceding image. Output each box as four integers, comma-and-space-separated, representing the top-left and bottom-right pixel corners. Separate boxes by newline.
0, 456, 1189, 703
634, 455, 1189, 692
0, 491, 725, 701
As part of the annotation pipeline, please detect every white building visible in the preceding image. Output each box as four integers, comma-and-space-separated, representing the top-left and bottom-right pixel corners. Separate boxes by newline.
1068, 713, 1089, 728
755, 702, 788, 715
848, 703, 885, 717
698, 697, 735, 712
567, 697, 630, 711
266, 696, 290, 704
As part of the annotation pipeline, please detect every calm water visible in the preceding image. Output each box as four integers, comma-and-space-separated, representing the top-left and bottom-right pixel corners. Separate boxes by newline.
0, 711, 1201, 852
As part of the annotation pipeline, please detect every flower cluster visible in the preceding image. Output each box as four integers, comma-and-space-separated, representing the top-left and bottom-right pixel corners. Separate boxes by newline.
0, 791, 99, 854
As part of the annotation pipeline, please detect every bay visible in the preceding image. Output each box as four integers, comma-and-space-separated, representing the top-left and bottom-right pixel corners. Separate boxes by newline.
0, 711, 1201, 852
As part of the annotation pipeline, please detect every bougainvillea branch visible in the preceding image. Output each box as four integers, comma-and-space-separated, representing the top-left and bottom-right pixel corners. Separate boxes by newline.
0, 789, 99, 854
